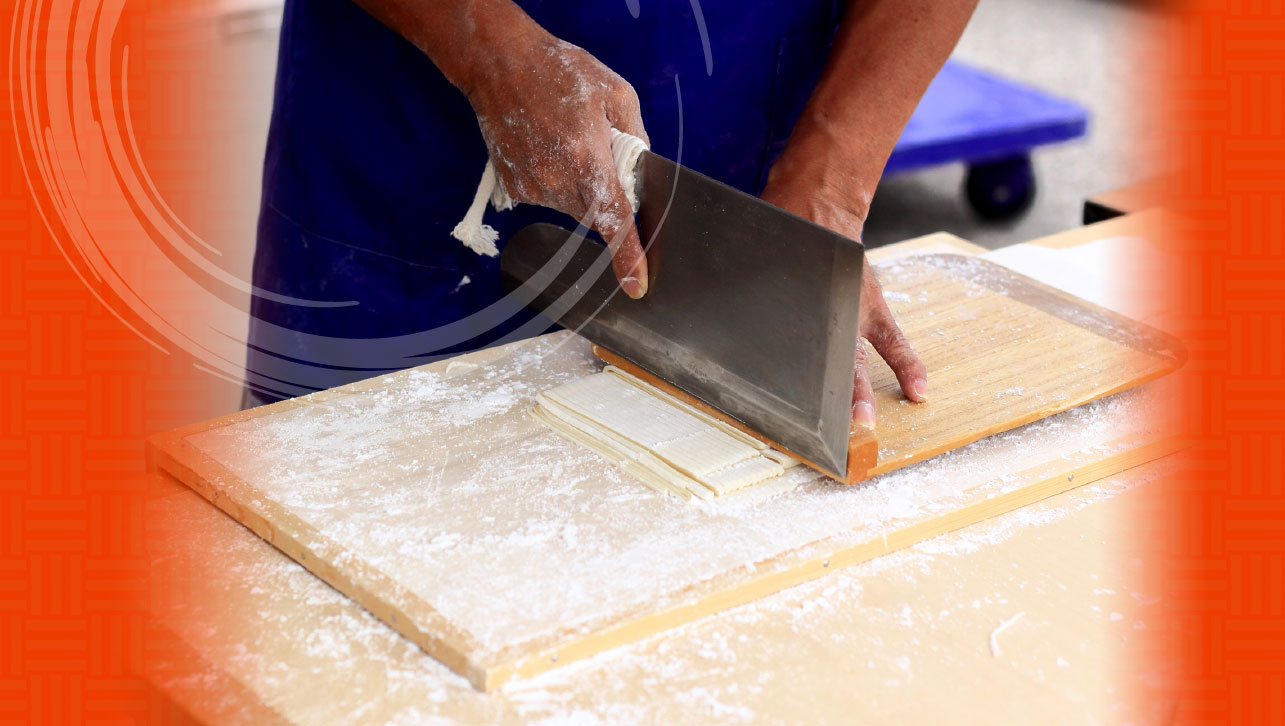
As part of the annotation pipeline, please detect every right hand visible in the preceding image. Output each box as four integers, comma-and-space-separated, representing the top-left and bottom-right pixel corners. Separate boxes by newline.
762, 150, 928, 430
466, 32, 650, 298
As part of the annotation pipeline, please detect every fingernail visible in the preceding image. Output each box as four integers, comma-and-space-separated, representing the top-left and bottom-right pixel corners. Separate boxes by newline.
622, 276, 645, 299
853, 401, 876, 430
913, 378, 928, 402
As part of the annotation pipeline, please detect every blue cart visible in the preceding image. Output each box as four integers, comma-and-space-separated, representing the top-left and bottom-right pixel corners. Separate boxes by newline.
886, 61, 1089, 220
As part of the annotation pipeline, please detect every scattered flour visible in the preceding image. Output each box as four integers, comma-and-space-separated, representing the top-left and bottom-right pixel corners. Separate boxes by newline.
149, 449, 1170, 724
185, 328, 1163, 666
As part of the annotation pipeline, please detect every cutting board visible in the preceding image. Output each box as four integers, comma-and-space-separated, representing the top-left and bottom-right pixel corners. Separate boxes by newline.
146, 253, 1182, 690
856, 253, 1181, 476
602, 253, 1181, 483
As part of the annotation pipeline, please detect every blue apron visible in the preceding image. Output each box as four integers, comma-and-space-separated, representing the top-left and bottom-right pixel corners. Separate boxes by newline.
247, 0, 843, 402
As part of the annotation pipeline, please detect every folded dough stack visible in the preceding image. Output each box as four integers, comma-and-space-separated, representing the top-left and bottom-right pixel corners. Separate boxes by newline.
532, 366, 798, 500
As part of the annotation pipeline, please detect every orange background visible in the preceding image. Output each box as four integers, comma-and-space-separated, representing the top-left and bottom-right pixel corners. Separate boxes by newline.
3, 0, 222, 721
1, 0, 1282, 723
1164, 1, 1285, 723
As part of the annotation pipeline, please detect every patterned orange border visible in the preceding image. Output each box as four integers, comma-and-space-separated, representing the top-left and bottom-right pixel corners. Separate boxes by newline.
1, 0, 1281, 722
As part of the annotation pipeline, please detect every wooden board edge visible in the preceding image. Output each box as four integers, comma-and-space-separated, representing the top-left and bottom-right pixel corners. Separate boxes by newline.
145, 434, 494, 691
1028, 209, 1174, 250
143, 618, 294, 726
866, 231, 987, 263
1081, 179, 1169, 223
592, 346, 879, 484
478, 434, 1186, 689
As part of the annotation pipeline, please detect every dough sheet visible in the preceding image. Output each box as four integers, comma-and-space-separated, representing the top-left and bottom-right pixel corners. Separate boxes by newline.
533, 367, 797, 500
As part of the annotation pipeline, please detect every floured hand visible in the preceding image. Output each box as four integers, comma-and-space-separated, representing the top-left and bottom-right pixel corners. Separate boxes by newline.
465, 33, 649, 298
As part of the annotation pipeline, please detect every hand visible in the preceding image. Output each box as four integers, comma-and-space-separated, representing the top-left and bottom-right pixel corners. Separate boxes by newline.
761, 164, 927, 430
465, 31, 650, 298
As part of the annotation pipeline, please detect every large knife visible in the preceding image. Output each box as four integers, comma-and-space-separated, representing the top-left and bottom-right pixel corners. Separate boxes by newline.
500, 150, 870, 480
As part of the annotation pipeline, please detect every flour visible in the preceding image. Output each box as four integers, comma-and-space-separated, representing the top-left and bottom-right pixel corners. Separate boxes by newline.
185, 328, 1164, 665
988, 611, 1026, 656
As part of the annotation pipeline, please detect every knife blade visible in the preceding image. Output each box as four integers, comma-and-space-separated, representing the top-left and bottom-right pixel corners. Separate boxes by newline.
501, 150, 863, 477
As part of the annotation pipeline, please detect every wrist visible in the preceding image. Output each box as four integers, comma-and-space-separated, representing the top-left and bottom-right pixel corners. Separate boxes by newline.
457, 9, 550, 99
767, 120, 880, 224
418, 1, 547, 99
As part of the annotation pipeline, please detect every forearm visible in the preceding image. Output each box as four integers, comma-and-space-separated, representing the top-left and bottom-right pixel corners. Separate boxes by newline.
769, 0, 979, 218
350, 0, 545, 97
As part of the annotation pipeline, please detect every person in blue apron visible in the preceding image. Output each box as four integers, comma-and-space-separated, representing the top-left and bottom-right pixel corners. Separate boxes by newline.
246, 0, 978, 428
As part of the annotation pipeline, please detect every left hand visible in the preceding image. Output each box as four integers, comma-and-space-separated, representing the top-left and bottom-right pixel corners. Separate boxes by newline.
761, 165, 927, 431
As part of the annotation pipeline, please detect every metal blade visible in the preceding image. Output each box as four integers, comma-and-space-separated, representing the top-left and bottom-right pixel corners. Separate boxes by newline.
501, 151, 863, 476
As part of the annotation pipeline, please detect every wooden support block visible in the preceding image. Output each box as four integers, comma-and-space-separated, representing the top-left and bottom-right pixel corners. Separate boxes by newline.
1082, 177, 1173, 224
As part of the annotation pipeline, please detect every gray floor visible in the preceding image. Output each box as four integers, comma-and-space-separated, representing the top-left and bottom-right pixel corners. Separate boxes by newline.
863, 0, 1169, 250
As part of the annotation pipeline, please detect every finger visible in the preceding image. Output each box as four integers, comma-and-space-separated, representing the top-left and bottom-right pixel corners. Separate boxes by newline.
867, 310, 928, 403
852, 342, 877, 430
581, 167, 648, 299
604, 83, 649, 146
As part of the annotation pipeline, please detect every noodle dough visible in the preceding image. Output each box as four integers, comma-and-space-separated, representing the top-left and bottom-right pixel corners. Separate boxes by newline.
532, 367, 797, 500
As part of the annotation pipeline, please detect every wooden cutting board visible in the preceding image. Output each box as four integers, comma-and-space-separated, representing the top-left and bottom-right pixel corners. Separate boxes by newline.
146, 252, 1182, 690
858, 253, 1181, 476
601, 253, 1181, 483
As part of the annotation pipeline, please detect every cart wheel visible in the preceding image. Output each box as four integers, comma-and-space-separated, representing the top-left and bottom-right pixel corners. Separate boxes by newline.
965, 155, 1036, 220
